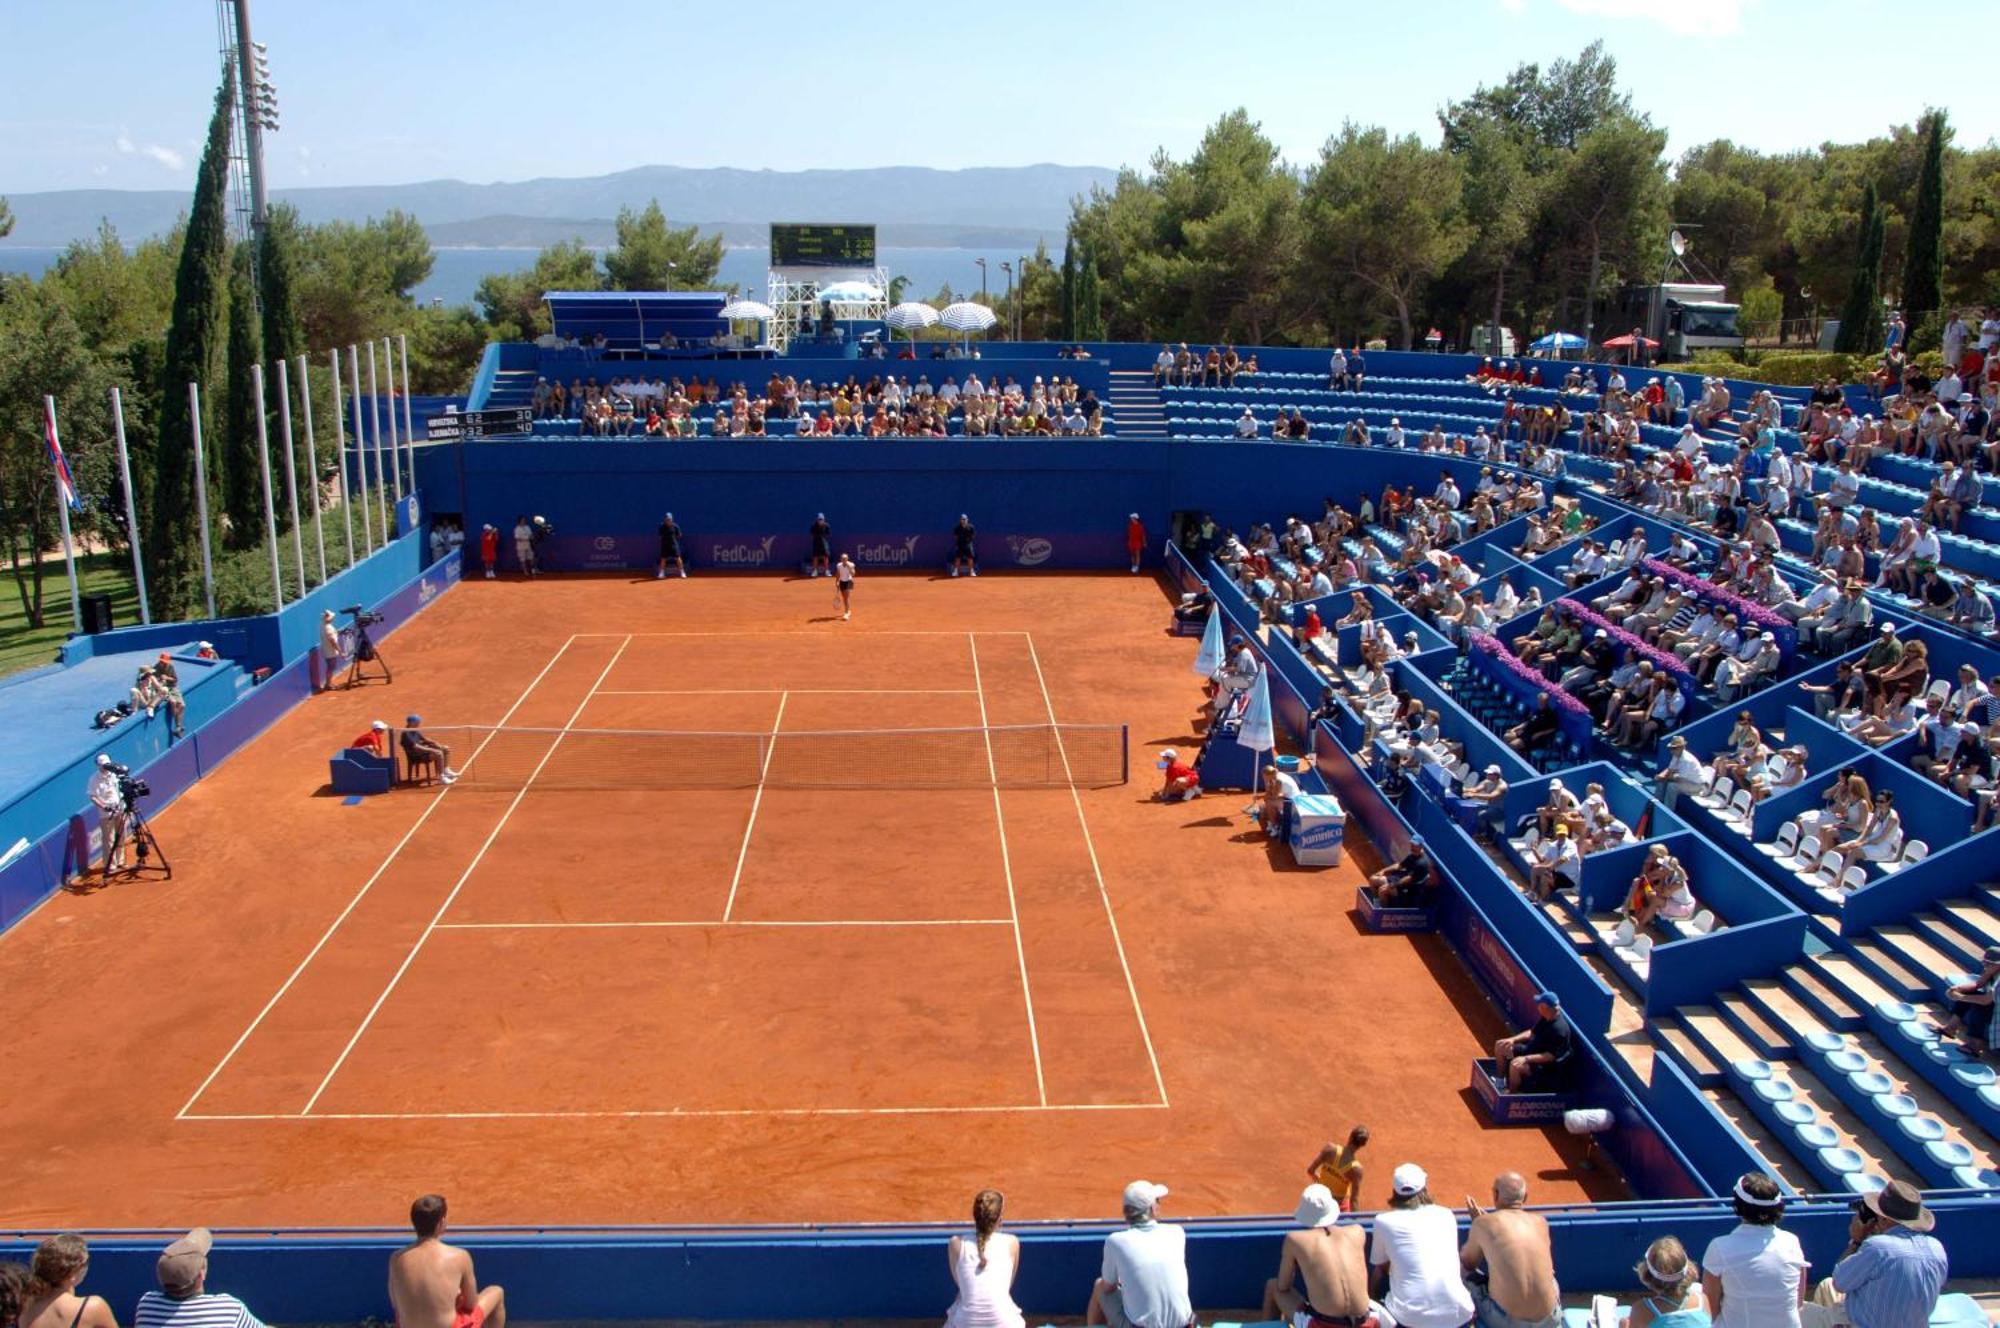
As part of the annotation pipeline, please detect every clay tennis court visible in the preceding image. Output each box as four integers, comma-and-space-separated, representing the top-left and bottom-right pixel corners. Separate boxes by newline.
0, 572, 1622, 1230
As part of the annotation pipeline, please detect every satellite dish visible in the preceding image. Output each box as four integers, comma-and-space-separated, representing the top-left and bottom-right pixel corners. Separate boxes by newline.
1669, 229, 1688, 257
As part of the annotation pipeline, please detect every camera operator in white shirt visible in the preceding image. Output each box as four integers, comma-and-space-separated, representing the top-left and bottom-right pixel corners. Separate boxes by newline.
88, 753, 129, 874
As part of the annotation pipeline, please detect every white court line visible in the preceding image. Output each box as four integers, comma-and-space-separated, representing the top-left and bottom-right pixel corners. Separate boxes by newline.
1023, 632, 1170, 1108
433, 919, 1015, 930
175, 633, 582, 1121
969, 633, 1048, 1108
184, 1101, 1170, 1122
575, 631, 1031, 637
719, 690, 788, 922
298, 635, 634, 1116
598, 689, 978, 696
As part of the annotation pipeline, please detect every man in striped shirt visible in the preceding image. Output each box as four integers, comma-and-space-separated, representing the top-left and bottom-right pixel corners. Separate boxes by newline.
134, 1230, 264, 1328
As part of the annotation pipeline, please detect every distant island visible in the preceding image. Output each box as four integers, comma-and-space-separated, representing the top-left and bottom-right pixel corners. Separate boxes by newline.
0, 162, 1115, 249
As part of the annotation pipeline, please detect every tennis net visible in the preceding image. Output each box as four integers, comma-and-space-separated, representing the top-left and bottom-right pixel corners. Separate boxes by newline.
419, 723, 1129, 792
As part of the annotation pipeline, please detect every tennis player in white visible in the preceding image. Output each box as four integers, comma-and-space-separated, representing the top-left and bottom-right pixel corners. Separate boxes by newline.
835, 553, 856, 620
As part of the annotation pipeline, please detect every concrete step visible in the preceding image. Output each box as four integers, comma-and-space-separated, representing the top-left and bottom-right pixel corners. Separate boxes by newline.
1781, 963, 1865, 1030
1814, 953, 1898, 1014
1740, 979, 1832, 1044
1717, 991, 1797, 1060
1848, 939, 1931, 1002
1653, 1017, 1721, 1086
1936, 897, 2000, 950
1681, 1005, 1763, 1070
1874, 926, 1970, 987
1701, 1086, 1818, 1193
1904, 914, 1986, 973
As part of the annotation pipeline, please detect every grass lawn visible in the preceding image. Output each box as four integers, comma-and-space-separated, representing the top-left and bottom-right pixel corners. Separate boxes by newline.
0, 552, 142, 680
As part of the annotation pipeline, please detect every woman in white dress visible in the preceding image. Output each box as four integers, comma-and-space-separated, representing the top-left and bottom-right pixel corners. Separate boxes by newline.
945, 1190, 1024, 1328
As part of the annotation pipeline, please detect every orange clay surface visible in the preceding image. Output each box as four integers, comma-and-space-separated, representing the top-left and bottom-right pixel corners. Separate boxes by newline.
0, 571, 1624, 1230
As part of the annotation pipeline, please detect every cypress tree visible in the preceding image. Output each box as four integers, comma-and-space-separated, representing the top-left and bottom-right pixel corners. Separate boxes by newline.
1060, 232, 1078, 341
223, 243, 267, 547
1899, 109, 1946, 345
149, 61, 235, 617
1076, 248, 1105, 342
258, 202, 307, 369
1833, 181, 1885, 355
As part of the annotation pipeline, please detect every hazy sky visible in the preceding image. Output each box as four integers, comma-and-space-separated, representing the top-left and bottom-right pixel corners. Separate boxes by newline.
2, 0, 1989, 195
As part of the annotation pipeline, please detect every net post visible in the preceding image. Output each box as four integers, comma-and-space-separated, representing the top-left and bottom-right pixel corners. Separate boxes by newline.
1121, 724, 1129, 785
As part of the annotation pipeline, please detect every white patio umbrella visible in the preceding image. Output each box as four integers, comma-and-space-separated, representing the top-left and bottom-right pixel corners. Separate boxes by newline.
938, 301, 999, 333
884, 301, 941, 355
719, 298, 775, 321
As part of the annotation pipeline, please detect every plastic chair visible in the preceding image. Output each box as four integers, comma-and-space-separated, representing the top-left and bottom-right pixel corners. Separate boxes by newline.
1878, 839, 1928, 874
1610, 919, 1636, 948
1723, 788, 1754, 824
1764, 822, 1801, 860
1806, 851, 1844, 889
1781, 834, 1822, 873
1695, 776, 1735, 810
1688, 909, 1716, 935
1838, 865, 1867, 894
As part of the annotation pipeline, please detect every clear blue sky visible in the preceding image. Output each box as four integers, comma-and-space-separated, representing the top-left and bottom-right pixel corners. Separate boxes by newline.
3, 0, 1991, 194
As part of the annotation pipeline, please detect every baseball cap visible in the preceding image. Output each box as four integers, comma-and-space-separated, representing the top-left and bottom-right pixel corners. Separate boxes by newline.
1123, 1180, 1169, 1211
1880, 623, 1896, 634
1129, 512, 1140, 521
197, 640, 213, 649
1155, 748, 1179, 770
322, 608, 335, 619
156, 1228, 212, 1294
1294, 1184, 1340, 1228
1484, 764, 1501, 776
158, 651, 172, 662
1535, 990, 1561, 1008
371, 720, 388, 732
96, 754, 114, 768
1983, 945, 2000, 964
1390, 1163, 1428, 1196
405, 715, 423, 726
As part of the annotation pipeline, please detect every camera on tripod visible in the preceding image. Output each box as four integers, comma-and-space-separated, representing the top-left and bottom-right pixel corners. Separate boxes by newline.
100, 760, 151, 808
342, 605, 384, 627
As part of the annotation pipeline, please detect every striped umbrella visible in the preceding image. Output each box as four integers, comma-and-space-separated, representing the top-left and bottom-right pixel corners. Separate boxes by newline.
884, 301, 940, 354
938, 301, 998, 333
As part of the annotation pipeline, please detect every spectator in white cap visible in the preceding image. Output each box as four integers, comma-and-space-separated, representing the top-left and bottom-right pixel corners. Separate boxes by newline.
1155, 749, 1200, 803
1086, 1181, 1191, 1328
318, 608, 347, 691
88, 754, 129, 874
1368, 1163, 1473, 1328
1262, 1184, 1374, 1328
1127, 513, 1148, 574
135, 1228, 267, 1328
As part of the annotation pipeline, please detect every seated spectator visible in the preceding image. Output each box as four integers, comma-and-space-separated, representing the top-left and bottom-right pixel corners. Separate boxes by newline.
1261, 1185, 1373, 1328
399, 715, 459, 786
350, 719, 390, 757
1932, 946, 2000, 1057
1305, 1125, 1370, 1214
1624, 845, 1694, 931
1630, 1236, 1710, 1327
17, 1236, 116, 1328
1154, 748, 1200, 803
1505, 694, 1561, 757
1368, 1164, 1472, 1328
1087, 1182, 1191, 1328
1653, 736, 1711, 812
1449, 765, 1508, 837
1371, 837, 1439, 908
1700, 1172, 1807, 1328
1526, 824, 1580, 901
137, 1229, 268, 1328
945, 1191, 1024, 1328
388, 1195, 506, 1328
1493, 992, 1574, 1092
1247, 760, 1302, 839
1798, 1182, 1945, 1328
1461, 1173, 1561, 1328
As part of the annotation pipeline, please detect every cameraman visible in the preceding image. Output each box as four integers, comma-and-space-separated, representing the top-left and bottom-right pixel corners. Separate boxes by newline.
88, 753, 129, 874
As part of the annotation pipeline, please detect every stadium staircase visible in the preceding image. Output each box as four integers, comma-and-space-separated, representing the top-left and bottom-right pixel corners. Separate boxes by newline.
1107, 370, 1170, 440
485, 368, 539, 413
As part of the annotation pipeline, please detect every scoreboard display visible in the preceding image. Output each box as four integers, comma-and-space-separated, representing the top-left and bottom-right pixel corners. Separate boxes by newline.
770, 223, 877, 268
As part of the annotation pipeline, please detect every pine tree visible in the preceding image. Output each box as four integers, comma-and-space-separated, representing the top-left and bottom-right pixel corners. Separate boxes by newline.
223, 243, 267, 547
1076, 248, 1105, 342
1898, 109, 1946, 346
149, 61, 235, 617
1833, 180, 1885, 355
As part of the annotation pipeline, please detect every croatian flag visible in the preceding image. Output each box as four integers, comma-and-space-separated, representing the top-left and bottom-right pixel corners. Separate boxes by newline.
44, 400, 82, 512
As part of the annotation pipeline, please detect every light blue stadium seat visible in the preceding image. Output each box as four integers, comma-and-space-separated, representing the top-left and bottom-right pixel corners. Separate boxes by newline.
1949, 1062, 1997, 1088
1804, 1030, 1846, 1054
1752, 1077, 1794, 1104
1850, 1172, 1888, 1194
1879, 1003, 1921, 1030
1925, 1139, 1976, 1170
1982, 1083, 2000, 1111
1827, 1049, 1871, 1075
1732, 1057, 1773, 1083
1951, 1165, 2000, 1189
1921, 1042, 1970, 1069
1875, 1093, 1919, 1119
1849, 1070, 1895, 1095
1773, 1099, 1817, 1127
1896, 1019, 1938, 1046
1818, 1145, 1867, 1177
1895, 1115, 1946, 1144
1796, 1122, 1840, 1150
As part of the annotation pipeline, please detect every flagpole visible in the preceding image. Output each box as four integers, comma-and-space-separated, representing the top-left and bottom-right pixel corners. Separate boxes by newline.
331, 347, 358, 561
348, 345, 375, 552
382, 336, 404, 499
42, 396, 83, 632
251, 364, 284, 609
298, 355, 328, 584
110, 387, 151, 624
398, 332, 417, 502
364, 342, 388, 536
188, 382, 217, 619
276, 358, 307, 592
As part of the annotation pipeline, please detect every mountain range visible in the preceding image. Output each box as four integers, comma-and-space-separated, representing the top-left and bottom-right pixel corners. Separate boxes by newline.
0, 163, 1117, 249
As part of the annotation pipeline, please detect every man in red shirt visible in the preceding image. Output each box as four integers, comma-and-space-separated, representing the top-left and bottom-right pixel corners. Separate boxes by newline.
1156, 747, 1201, 802
479, 524, 499, 580
1126, 513, 1147, 574
350, 719, 389, 757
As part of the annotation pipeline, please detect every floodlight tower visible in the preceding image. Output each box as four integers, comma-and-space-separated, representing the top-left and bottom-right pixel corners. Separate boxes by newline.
217, 0, 279, 243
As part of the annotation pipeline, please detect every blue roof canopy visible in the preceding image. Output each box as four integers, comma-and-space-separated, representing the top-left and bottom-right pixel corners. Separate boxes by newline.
543, 290, 728, 345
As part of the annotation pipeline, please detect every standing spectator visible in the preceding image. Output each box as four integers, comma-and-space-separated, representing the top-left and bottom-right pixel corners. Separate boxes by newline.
318, 608, 348, 691
1630, 1237, 1709, 1327
1127, 513, 1148, 574
952, 514, 979, 578
88, 754, 129, 875
945, 1190, 1024, 1328
1306, 1125, 1370, 1213
1700, 1173, 1807, 1328
479, 524, 498, 579
1086, 1181, 1192, 1328
17, 1235, 118, 1328
808, 513, 833, 578
1800, 1182, 1946, 1328
1262, 1185, 1374, 1327
657, 512, 687, 579
1368, 1164, 1474, 1328
135, 1230, 267, 1328
1460, 1172, 1561, 1328
388, 1195, 506, 1328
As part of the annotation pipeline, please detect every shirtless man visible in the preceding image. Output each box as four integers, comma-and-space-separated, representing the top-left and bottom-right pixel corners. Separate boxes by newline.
388, 1195, 506, 1328
1261, 1185, 1373, 1327
1459, 1173, 1560, 1328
